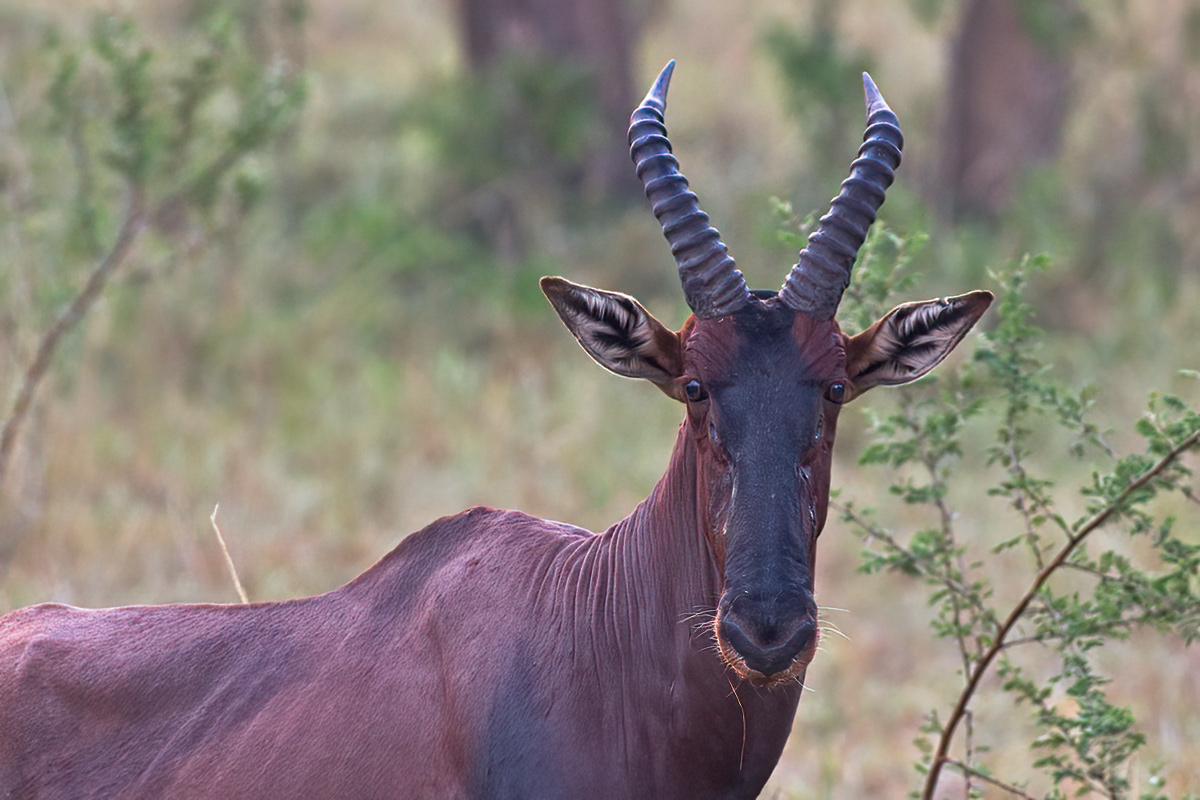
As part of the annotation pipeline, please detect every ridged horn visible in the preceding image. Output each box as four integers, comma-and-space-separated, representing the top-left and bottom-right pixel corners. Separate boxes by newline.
779, 73, 904, 319
629, 61, 751, 319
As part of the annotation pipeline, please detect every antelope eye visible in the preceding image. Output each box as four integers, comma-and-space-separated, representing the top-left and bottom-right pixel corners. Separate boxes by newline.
825, 381, 847, 404
684, 379, 707, 403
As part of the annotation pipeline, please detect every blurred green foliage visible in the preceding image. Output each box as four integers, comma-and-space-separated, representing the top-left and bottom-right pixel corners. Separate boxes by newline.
0, 7, 303, 505
764, 0, 871, 192
404, 53, 598, 189
4, 6, 303, 328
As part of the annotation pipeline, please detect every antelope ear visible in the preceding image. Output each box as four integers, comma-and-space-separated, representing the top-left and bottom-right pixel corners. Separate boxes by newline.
541, 277, 684, 398
846, 290, 993, 394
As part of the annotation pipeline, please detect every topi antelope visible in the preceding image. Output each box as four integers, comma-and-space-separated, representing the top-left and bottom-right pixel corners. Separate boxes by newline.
0, 62, 991, 798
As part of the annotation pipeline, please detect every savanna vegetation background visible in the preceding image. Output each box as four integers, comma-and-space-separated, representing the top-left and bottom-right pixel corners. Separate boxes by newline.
1, 0, 1198, 797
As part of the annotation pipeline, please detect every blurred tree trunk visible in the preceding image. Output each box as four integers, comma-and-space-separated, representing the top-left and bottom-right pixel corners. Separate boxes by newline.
938, 0, 1070, 221
455, 0, 638, 200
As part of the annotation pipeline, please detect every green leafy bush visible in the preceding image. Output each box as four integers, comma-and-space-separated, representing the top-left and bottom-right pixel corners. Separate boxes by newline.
836, 230, 1199, 799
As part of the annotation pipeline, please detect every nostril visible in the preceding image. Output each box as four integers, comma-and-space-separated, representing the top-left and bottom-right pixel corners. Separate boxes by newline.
785, 618, 816, 655
718, 615, 756, 657
719, 611, 818, 676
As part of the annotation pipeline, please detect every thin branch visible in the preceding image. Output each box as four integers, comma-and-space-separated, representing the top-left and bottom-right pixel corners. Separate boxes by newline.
1005, 427, 1061, 567
1057, 560, 1114, 581
962, 711, 976, 800
920, 417, 982, 671
921, 428, 1200, 800
209, 504, 249, 604
900, 392, 984, 766
0, 190, 146, 491
65, 109, 102, 257
943, 758, 1038, 800
837, 499, 985, 614
1000, 607, 1186, 650
1180, 485, 1200, 507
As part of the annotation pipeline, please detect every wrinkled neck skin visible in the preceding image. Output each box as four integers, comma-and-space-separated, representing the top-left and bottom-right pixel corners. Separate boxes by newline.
548, 420, 803, 796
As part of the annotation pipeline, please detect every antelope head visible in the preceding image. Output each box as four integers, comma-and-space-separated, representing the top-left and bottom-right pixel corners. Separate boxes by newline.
541, 62, 992, 686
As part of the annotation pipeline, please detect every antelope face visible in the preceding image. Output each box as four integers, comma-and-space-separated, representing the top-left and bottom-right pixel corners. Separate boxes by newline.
686, 294, 991, 684
542, 61, 992, 685
685, 303, 842, 684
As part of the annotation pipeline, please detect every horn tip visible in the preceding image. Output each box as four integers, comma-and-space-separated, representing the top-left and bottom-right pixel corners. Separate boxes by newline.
861, 72, 890, 117
643, 60, 676, 109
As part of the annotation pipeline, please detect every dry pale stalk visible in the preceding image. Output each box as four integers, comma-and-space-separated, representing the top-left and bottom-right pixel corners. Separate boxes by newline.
209, 504, 249, 605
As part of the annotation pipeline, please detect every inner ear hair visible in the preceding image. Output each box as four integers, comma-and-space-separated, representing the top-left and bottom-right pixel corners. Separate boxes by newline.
847, 290, 993, 393
540, 277, 683, 395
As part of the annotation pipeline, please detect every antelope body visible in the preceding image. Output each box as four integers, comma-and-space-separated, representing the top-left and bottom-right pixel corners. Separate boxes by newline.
0, 62, 990, 799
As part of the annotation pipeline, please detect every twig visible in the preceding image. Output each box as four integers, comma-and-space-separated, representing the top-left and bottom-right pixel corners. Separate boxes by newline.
899, 391, 985, 777
943, 758, 1038, 800
961, 710, 975, 800
1000, 613, 1156, 650
65, 111, 102, 257
921, 428, 1200, 799
209, 504, 249, 604
837, 500, 984, 613
0, 190, 146, 491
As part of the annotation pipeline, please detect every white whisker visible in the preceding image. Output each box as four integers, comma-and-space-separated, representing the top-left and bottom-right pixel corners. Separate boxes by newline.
818, 623, 850, 641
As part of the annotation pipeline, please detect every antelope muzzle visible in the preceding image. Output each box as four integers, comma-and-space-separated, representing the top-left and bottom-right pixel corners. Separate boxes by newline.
715, 588, 819, 684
